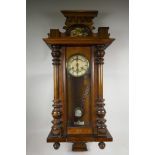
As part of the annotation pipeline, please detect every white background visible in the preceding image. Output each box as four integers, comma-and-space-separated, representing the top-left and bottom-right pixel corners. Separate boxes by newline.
26, 0, 128, 155
2, 0, 155, 155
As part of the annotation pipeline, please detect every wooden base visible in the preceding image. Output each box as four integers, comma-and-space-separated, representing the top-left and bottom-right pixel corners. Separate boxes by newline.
47, 129, 112, 151
47, 129, 112, 142
72, 142, 87, 151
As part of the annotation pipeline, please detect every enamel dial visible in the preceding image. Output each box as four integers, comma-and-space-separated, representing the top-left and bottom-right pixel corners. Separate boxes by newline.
67, 54, 89, 77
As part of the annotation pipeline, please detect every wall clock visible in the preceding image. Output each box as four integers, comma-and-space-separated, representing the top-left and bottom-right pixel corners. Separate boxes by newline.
43, 10, 115, 151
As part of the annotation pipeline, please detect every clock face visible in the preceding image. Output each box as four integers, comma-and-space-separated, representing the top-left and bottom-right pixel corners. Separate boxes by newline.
67, 55, 89, 77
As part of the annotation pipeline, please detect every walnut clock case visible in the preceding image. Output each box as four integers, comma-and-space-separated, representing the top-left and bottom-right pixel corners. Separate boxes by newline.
43, 10, 115, 151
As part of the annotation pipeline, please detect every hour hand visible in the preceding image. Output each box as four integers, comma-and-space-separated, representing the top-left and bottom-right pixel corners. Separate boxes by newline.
80, 67, 86, 71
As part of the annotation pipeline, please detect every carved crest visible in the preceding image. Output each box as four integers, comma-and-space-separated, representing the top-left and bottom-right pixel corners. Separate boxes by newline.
61, 10, 98, 36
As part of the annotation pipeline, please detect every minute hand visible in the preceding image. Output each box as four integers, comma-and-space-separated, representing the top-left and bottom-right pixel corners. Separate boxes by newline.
76, 62, 79, 75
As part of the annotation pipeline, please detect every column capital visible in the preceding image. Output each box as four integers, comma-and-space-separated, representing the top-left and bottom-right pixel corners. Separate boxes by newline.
51, 45, 61, 65
95, 45, 105, 64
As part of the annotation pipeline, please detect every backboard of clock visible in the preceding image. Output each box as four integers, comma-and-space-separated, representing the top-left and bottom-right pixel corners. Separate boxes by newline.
43, 10, 115, 151
66, 47, 92, 131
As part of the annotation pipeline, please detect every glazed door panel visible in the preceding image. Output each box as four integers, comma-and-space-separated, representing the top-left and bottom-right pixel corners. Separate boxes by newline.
66, 47, 92, 134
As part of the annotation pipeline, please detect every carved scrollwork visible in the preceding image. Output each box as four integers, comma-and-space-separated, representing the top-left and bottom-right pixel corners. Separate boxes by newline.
63, 16, 94, 33
61, 11, 98, 36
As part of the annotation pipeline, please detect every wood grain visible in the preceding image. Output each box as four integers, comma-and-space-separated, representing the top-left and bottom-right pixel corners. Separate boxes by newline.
44, 10, 115, 151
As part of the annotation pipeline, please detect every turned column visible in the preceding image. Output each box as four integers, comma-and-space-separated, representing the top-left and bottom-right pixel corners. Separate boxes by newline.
95, 45, 107, 135
51, 45, 62, 136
